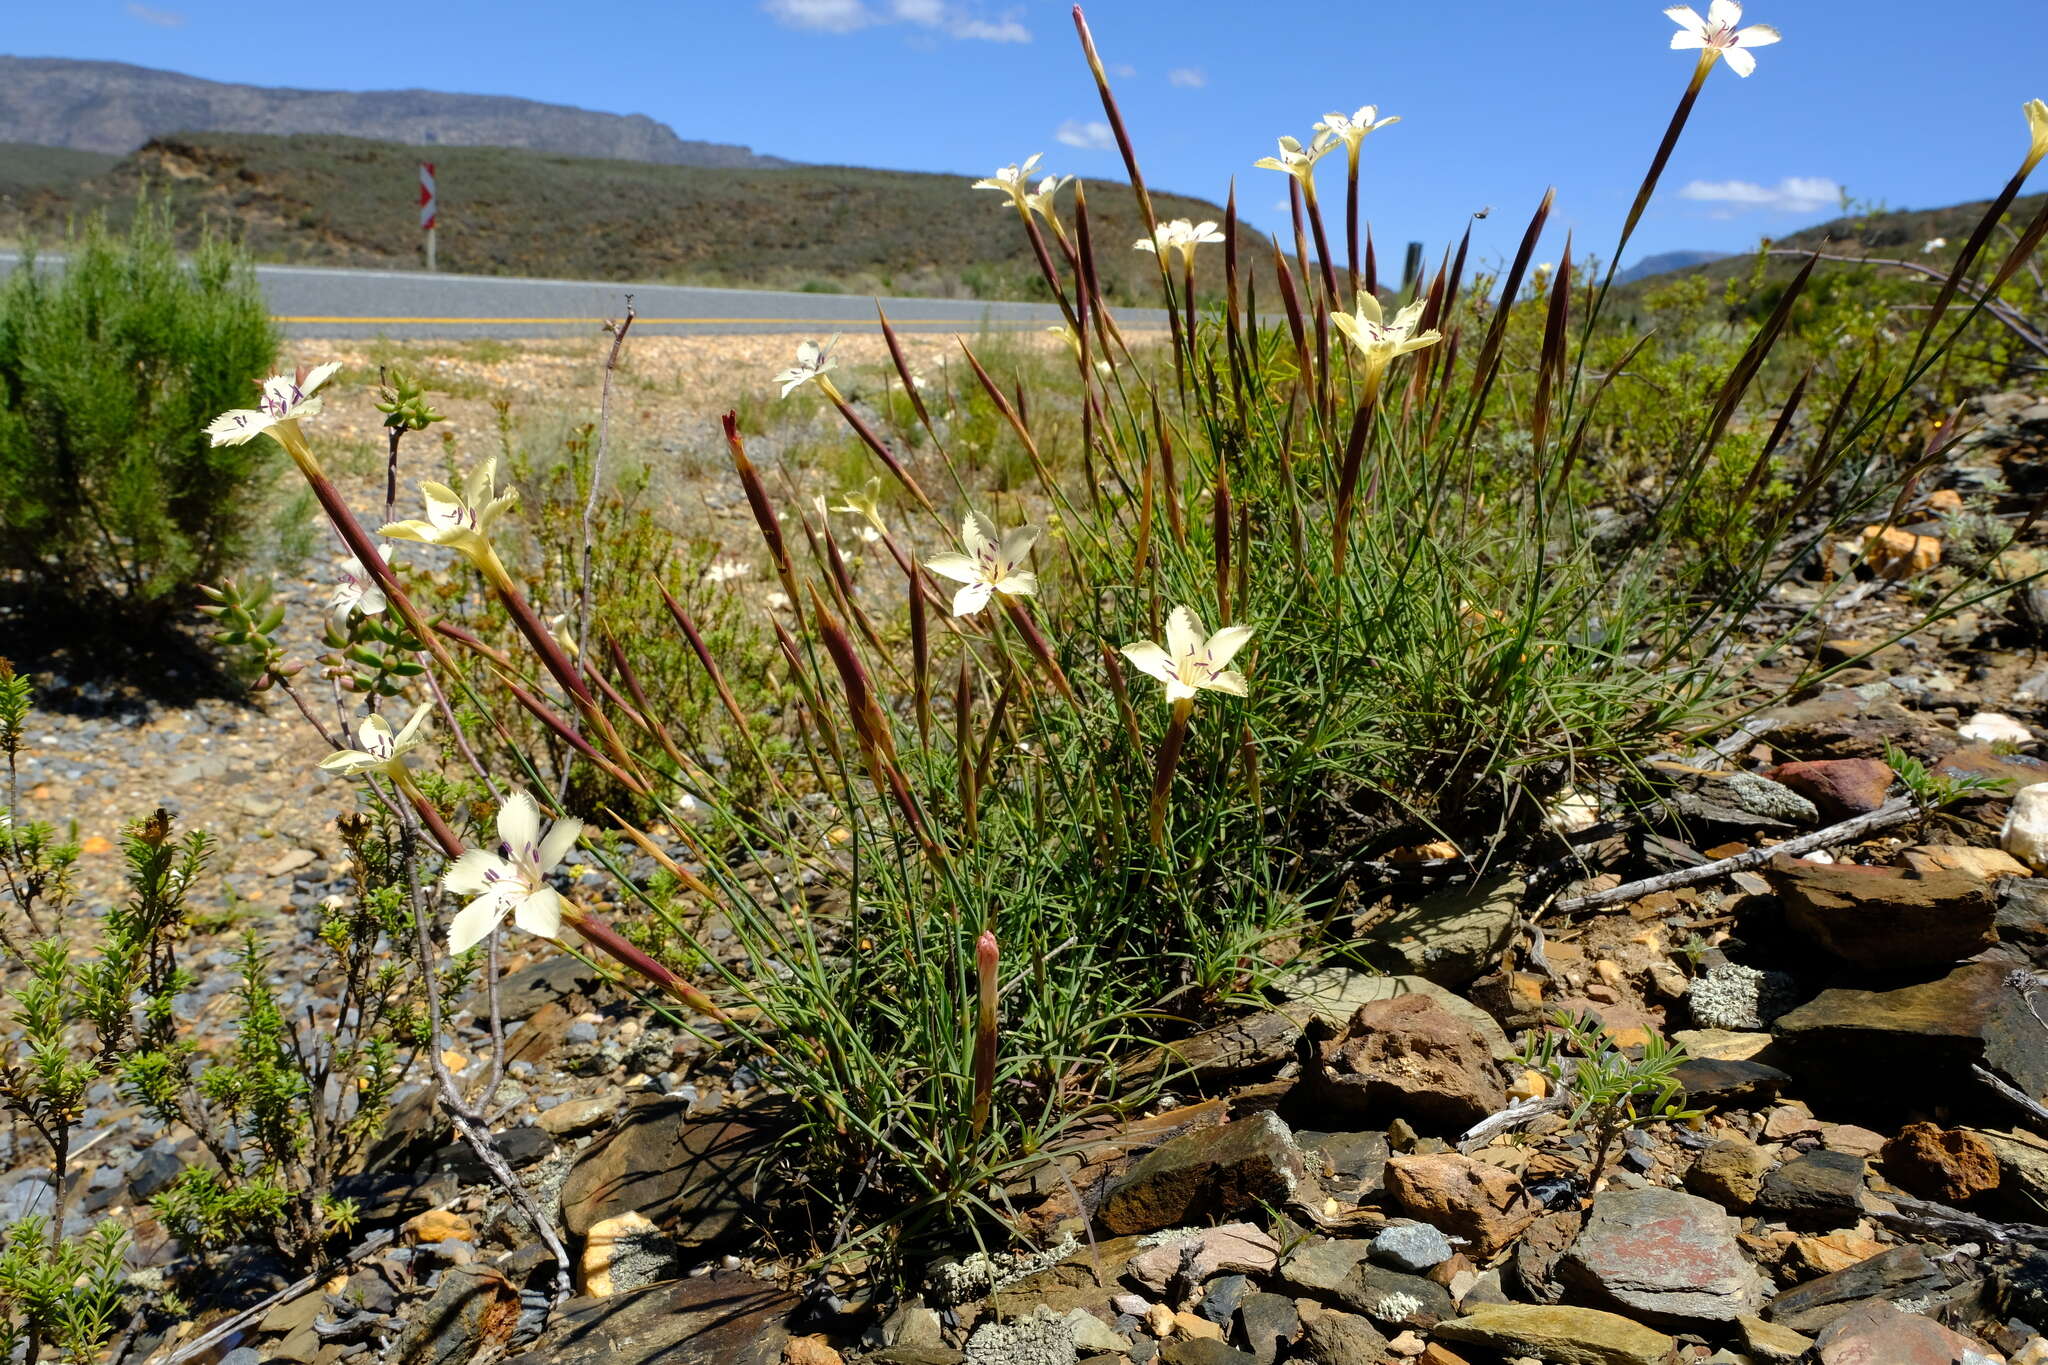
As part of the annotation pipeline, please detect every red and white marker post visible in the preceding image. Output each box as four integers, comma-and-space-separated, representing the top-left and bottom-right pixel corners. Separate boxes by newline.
419, 161, 437, 272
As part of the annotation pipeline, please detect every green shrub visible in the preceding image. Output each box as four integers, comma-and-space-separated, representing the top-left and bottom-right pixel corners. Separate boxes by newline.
0, 206, 277, 609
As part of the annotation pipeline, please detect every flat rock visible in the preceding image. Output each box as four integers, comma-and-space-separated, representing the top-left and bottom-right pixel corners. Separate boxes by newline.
1769, 857, 1997, 969
1966, 1127, 2048, 1219
481, 955, 609, 1022
1764, 1244, 1950, 1335
1383, 1155, 1538, 1259
1814, 1297, 1998, 1364
558, 1095, 774, 1246
1735, 1315, 1813, 1363
1234, 1292, 1299, 1365
1293, 1308, 1388, 1364
1771, 961, 2048, 1109
1936, 744, 2048, 793
390, 1264, 517, 1365
1671, 1057, 1789, 1108
1432, 1303, 1678, 1365
963, 1317, 1078, 1365
1096, 1111, 1309, 1237
1559, 1186, 1764, 1327
1757, 1149, 1866, 1220
1333, 1263, 1454, 1329
1128, 1011, 1307, 1084
1304, 995, 1507, 1132
1761, 691, 1937, 761
1157, 1341, 1256, 1365
1355, 872, 1524, 988
1670, 1029, 1775, 1061
1280, 1237, 1378, 1299
1283, 969, 1515, 1061
1998, 878, 2048, 961
1299, 1130, 1392, 1198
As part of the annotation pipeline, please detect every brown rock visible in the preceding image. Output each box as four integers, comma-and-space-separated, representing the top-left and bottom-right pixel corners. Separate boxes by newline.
1783, 1232, 1888, 1279
1766, 1244, 1950, 1335
1685, 1137, 1771, 1211
781, 1338, 844, 1365
1771, 961, 2048, 1111
1880, 1122, 2001, 1202
1763, 759, 1894, 821
559, 1095, 774, 1247
390, 1264, 518, 1365
404, 1208, 475, 1244
1816, 1297, 1994, 1364
1384, 1155, 1539, 1258
1767, 856, 1997, 970
1305, 995, 1507, 1133
1935, 744, 2048, 793
1860, 525, 1941, 578
1900, 844, 2033, 880
1097, 1111, 1310, 1236
503, 1270, 795, 1365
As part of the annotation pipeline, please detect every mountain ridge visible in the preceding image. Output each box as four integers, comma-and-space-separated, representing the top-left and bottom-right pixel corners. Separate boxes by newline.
0, 56, 789, 168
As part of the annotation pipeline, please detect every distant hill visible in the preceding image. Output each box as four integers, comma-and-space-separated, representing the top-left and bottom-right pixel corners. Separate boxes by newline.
1630, 194, 2048, 293
0, 142, 115, 198
0, 57, 788, 168
1616, 249, 1730, 285
0, 132, 1255, 303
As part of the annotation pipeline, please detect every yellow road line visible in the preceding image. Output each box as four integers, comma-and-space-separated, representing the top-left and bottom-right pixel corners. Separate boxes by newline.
271, 315, 1065, 326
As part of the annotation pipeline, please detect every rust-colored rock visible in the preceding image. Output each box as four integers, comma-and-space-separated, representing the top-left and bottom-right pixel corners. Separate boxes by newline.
1860, 525, 1941, 578
1880, 1122, 2001, 1203
1304, 993, 1507, 1133
1384, 1154, 1539, 1258
1762, 759, 1893, 821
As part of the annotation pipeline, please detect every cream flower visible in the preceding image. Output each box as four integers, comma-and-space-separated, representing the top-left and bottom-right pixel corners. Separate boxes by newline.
331, 549, 388, 620
774, 338, 837, 398
925, 512, 1040, 617
972, 154, 1046, 211
1022, 173, 1073, 224
1253, 134, 1334, 190
832, 476, 888, 535
2025, 98, 2048, 176
1314, 106, 1400, 155
703, 557, 751, 585
442, 791, 582, 954
318, 703, 431, 780
1134, 219, 1225, 268
379, 459, 518, 574
1331, 291, 1443, 382
204, 362, 342, 448
1122, 607, 1253, 704
1666, 1, 1780, 78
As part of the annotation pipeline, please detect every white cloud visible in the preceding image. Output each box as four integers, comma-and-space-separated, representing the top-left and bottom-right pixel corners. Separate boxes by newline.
763, 0, 1029, 40
952, 16, 1030, 41
1110, 62, 1138, 78
765, 0, 873, 31
125, 1, 186, 24
1055, 119, 1115, 151
1677, 176, 1843, 216
1167, 67, 1207, 89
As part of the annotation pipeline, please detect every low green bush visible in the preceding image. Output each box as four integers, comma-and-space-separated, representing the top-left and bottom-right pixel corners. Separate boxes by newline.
0, 206, 277, 610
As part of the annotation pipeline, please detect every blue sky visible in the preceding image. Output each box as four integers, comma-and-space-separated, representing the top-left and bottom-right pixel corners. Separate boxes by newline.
11, 0, 2045, 272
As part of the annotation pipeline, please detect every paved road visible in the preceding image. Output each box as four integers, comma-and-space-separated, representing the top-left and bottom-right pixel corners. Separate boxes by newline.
0, 251, 1159, 339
